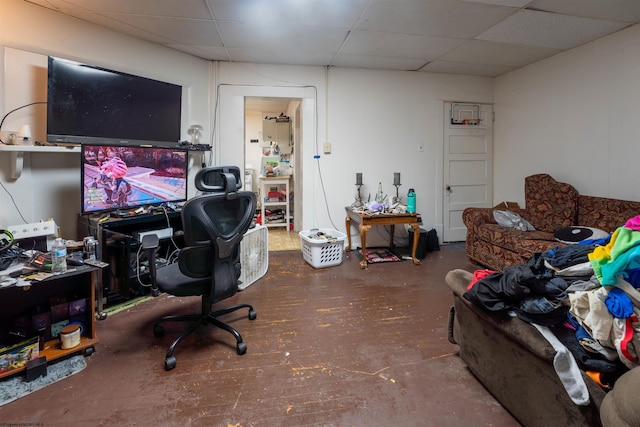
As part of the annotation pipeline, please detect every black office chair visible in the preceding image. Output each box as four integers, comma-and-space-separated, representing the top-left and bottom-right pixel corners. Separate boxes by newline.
142, 166, 257, 371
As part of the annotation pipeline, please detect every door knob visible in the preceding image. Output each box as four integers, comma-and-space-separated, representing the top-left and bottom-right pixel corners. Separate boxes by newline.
446, 185, 452, 193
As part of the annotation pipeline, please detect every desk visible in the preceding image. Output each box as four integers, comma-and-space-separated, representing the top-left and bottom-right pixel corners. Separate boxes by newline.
0, 265, 99, 379
345, 207, 421, 269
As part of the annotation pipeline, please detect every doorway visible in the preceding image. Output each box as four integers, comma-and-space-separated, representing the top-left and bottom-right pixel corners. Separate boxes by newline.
245, 96, 302, 244
442, 102, 493, 242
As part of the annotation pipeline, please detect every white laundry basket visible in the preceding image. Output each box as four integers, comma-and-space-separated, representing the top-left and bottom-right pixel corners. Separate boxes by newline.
299, 229, 346, 268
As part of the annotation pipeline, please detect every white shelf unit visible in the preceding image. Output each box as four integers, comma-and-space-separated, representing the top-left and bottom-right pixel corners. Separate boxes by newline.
259, 176, 290, 229
0, 144, 80, 179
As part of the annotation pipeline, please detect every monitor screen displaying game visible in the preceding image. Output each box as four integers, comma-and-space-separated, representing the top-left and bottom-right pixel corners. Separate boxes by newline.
81, 144, 188, 215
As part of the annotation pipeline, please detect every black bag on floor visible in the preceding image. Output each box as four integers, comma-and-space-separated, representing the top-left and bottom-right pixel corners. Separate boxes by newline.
426, 228, 440, 252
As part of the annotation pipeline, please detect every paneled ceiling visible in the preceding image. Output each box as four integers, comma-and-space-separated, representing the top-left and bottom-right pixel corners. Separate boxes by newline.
27, 0, 640, 79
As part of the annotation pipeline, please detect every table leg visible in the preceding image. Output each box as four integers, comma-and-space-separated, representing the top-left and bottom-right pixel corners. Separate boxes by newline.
389, 224, 395, 249
345, 215, 352, 251
410, 223, 421, 265
93, 268, 108, 320
359, 224, 371, 269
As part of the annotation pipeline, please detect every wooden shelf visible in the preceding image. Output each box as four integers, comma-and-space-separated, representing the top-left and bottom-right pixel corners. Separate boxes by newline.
0, 265, 99, 379
0, 144, 80, 179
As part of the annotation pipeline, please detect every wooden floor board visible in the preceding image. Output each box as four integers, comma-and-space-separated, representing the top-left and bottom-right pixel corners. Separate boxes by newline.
0, 245, 522, 426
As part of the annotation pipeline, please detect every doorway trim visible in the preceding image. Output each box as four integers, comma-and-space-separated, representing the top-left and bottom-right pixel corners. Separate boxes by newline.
216, 84, 317, 231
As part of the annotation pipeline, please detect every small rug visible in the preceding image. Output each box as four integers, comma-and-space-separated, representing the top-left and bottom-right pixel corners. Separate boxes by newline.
358, 247, 402, 263
0, 354, 87, 407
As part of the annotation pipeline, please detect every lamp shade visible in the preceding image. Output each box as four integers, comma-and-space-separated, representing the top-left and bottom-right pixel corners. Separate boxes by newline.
18, 125, 32, 139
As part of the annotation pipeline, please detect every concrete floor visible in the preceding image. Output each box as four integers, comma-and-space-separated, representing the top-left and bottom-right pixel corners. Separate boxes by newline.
0, 245, 521, 426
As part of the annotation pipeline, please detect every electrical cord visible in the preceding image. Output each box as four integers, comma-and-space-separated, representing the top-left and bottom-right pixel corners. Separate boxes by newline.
0, 101, 47, 144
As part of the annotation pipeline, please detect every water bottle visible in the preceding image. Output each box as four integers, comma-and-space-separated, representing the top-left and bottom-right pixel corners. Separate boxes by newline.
51, 237, 67, 274
407, 188, 416, 213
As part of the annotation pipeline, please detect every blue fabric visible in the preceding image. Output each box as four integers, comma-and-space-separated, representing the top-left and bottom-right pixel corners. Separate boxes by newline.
623, 267, 640, 288
605, 287, 634, 318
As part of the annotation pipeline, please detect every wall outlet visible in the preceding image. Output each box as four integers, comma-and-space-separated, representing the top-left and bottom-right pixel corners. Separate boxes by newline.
323, 142, 331, 154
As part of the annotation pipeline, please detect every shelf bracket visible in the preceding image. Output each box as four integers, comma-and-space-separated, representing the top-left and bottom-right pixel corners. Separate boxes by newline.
10, 151, 24, 179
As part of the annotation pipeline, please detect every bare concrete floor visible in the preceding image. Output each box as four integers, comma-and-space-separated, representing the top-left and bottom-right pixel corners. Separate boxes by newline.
1, 244, 521, 426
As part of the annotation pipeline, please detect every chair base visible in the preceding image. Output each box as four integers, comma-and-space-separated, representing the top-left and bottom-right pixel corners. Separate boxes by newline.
153, 303, 257, 371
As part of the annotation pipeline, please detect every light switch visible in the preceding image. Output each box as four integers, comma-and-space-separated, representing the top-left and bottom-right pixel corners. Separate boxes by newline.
323, 142, 331, 154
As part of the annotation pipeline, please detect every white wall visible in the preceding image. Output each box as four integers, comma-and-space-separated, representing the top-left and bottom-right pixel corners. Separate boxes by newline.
216, 63, 493, 245
0, 0, 211, 239
494, 23, 640, 206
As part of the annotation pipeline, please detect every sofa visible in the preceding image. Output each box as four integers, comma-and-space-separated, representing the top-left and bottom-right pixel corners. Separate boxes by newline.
446, 268, 640, 427
463, 174, 640, 271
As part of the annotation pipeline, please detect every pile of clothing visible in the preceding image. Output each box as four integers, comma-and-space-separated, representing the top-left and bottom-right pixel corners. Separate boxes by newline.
465, 215, 640, 390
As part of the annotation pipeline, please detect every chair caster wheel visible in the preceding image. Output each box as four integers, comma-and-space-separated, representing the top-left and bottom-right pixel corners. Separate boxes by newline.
84, 346, 95, 356
165, 356, 176, 370
248, 309, 257, 320
153, 324, 165, 337
237, 342, 247, 355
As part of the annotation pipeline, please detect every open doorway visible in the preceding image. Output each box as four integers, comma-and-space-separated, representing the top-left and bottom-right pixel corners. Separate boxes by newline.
245, 97, 302, 249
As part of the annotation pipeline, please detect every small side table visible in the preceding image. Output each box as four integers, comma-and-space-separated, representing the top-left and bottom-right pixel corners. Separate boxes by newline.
345, 207, 421, 269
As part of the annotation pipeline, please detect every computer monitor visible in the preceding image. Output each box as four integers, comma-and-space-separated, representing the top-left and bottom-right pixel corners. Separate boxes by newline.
81, 144, 188, 215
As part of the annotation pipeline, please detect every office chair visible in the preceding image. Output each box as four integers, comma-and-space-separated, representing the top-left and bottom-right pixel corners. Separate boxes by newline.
142, 166, 257, 371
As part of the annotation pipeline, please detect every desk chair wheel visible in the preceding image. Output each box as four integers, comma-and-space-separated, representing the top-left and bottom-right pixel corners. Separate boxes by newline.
248, 309, 257, 321
237, 342, 247, 355
165, 356, 176, 371
84, 346, 95, 357
153, 324, 165, 337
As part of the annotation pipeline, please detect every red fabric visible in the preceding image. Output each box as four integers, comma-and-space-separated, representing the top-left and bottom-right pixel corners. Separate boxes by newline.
467, 269, 496, 290
620, 315, 639, 363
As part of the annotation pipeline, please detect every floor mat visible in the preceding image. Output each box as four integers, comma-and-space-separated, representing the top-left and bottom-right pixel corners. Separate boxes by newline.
358, 247, 402, 263
0, 354, 87, 406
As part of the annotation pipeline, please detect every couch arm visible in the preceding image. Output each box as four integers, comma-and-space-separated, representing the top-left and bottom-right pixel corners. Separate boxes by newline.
462, 206, 528, 235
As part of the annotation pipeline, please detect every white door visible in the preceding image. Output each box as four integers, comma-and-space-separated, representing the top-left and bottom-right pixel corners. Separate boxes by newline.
443, 102, 493, 242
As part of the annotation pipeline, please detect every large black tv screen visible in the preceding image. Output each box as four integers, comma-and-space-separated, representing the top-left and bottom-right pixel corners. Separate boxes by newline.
47, 56, 182, 147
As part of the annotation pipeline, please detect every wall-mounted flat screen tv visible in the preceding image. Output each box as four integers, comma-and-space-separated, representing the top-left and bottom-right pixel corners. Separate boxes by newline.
47, 56, 182, 147
81, 144, 188, 215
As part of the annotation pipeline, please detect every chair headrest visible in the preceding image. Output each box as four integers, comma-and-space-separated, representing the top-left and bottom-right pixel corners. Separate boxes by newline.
195, 166, 242, 196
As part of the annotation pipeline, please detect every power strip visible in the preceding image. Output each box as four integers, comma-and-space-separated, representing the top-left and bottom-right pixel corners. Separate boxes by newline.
133, 227, 174, 242
8, 220, 58, 240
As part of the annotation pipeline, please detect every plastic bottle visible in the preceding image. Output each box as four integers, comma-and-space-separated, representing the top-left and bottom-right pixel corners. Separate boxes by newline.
51, 237, 67, 274
407, 188, 416, 213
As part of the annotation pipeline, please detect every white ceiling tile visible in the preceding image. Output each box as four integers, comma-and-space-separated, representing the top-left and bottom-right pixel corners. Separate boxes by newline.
48, 0, 213, 19
461, 0, 532, 7
331, 54, 429, 71
98, 13, 223, 45
356, 0, 516, 38
208, 0, 368, 28
56, 8, 180, 44
227, 48, 336, 67
220, 22, 348, 52
529, 0, 640, 23
421, 59, 515, 77
477, 9, 630, 49
440, 39, 561, 67
164, 44, 230, 61
341, 31, 464, 59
